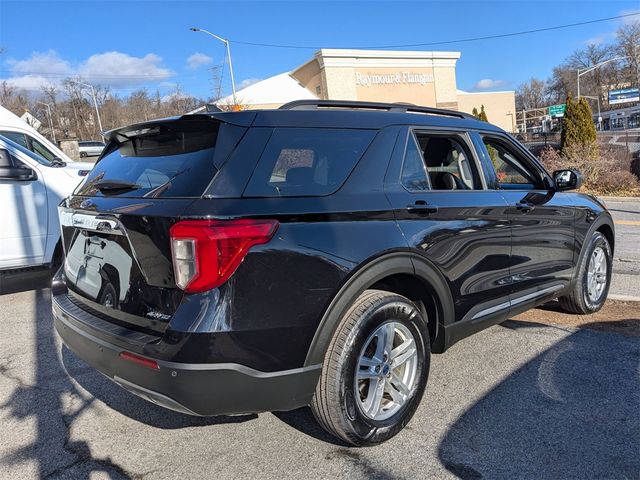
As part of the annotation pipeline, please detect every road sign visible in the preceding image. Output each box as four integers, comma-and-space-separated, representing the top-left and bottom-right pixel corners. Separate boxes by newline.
608, 88, 639, 105
548, 104, 566, 117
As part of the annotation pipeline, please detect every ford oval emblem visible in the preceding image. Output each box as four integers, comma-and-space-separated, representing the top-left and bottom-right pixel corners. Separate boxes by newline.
80, 199, 93, 209
96, 221, 112, 233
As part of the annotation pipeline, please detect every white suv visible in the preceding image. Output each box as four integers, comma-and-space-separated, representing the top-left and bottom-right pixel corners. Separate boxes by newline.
78, 140, 106, 158
0, 135, 91, 270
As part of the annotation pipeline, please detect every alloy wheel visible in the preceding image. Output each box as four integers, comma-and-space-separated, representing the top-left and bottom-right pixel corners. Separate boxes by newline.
587, 246, 607, 303
355, 321, 419, 421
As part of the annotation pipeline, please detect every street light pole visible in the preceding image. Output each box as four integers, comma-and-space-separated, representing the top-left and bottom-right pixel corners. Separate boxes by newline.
37, 101, 56, 144
70, 80, 103, 137
190, 27, 237, 105
577, 56, 627, 98
582, 95, 601, 130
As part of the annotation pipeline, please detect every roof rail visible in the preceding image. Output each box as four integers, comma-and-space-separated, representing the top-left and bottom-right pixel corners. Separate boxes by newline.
279, 99, 475, 120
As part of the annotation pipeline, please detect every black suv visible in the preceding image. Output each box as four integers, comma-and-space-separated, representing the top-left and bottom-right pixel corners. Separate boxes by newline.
52, 100, 614, 445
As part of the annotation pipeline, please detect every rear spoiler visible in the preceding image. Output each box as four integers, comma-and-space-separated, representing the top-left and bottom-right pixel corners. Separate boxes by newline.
103, 112, 256, 143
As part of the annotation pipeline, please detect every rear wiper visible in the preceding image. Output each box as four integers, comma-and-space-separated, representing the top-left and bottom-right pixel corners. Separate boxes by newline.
93, 179, 141, 193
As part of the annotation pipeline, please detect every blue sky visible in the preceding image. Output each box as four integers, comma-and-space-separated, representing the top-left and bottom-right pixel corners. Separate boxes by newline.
0, 0, 638, 100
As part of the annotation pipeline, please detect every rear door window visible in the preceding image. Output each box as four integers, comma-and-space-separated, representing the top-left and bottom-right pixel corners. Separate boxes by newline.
0, 131, 28, 149
75, 120, 223, 198
244, 128, 375, 197
30, 137, 56, 162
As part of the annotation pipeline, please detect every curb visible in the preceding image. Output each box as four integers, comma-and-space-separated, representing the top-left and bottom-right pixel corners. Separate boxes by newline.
608, 294, 640, 302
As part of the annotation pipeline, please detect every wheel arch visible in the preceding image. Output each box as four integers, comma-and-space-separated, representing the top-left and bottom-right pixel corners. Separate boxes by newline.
304, 251, 454, 367
596, 221, 614, 255
570, 212, 615, 289
99, 263, 120, 299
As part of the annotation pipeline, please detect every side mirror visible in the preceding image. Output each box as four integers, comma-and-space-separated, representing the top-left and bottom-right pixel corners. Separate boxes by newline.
50, 157, 67, 167
0, 165, 37, 181
553, 169, 582, 191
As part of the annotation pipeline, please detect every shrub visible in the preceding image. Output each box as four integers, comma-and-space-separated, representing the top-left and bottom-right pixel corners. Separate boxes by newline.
479, 105, 488, 122
538, 142, 640, 196
560, 96, 597, 152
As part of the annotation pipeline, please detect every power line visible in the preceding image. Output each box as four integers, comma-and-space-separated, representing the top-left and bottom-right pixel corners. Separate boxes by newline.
229, 12, 640, 50
0, 71, 173, 79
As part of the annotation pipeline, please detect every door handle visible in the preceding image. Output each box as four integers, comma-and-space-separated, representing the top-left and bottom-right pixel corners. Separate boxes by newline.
515, 201, 533, 213
407, 200, 438, 215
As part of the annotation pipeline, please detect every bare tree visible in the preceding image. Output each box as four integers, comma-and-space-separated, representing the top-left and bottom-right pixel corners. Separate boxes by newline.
516, 78, 547, 111
615, 22, 640, 88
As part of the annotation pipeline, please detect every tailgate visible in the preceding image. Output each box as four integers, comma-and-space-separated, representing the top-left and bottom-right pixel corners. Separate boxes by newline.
59, 200, 188, 334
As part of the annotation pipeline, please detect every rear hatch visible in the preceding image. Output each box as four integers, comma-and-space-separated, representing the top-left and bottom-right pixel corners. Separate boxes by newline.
59, 114, 248, 333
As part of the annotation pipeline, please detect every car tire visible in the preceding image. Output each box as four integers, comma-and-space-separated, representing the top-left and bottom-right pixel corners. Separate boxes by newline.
558, 231, 612, 314
80, 151, 87, 158
310, 289, 430, 446
97, 282, 118, 309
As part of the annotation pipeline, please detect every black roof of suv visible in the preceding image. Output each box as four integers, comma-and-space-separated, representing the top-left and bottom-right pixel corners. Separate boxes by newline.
52, 99, 614, 446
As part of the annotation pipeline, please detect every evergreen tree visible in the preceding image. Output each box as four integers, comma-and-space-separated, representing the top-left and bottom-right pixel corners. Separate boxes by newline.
577, 97, 596, 144
479, 105, 489, 122
560, 96, 596, 151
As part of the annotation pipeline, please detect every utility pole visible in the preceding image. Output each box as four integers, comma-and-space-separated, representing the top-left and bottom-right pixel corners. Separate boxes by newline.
37, 101, 56, 144
69, 80, 103, 138
190, 27, 237, 105
582, 95, 602, 130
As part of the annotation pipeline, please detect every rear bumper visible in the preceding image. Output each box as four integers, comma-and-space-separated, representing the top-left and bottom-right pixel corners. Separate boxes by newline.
52, 292, 320, 416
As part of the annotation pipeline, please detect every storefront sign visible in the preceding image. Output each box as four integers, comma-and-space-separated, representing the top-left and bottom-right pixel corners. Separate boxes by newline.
608, 88, 640, 105
355, 71, 434, 87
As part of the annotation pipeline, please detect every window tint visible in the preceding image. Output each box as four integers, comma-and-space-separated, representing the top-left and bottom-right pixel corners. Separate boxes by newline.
0, 149, 16, 168
0, 131, 28, 149
414, 133, 481, 190
244, 128, 375, 197
401, 133, 429, 191
0, 134, 51, 166
483, 137, 540, 188
30, 137, 56, 162
76, 122, 221, 198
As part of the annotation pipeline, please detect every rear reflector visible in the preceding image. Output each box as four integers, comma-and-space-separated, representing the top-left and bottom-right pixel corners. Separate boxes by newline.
169, 219, 279, 293
119, 351, 160, 370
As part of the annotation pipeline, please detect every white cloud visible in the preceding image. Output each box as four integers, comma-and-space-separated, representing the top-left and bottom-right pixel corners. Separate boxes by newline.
584, 34, 606, 46
619, 9, 640, 26
2, 50, 173, 90
7, 50, 72, 76
238, 77, 261, 90
78, 52, 172, 86
4, 50, 72, 90
3, 75, 56, 90
473, 78, 507, 90
186, 52, 213, 70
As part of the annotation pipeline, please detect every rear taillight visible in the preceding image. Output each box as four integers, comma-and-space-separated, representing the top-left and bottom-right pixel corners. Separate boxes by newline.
169, 219, 279, 293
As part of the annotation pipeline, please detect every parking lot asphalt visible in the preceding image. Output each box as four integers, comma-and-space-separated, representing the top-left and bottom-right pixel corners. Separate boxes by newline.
0, 288, 638, 479
606, 196, 640, 299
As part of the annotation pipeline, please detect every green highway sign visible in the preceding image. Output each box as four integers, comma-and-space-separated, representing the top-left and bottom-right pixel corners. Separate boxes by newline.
549, 104, 566, 117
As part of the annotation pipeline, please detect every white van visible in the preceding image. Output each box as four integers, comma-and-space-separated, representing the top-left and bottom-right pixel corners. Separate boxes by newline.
0, 105, 79, 164
0, 134, 92, 270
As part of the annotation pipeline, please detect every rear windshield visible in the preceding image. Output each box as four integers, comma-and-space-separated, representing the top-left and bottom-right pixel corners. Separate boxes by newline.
244, 128, 376, 197
75, 121, 220, 198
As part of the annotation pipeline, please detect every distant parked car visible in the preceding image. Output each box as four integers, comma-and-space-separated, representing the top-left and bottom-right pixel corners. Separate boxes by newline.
78, 140, 106, 158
